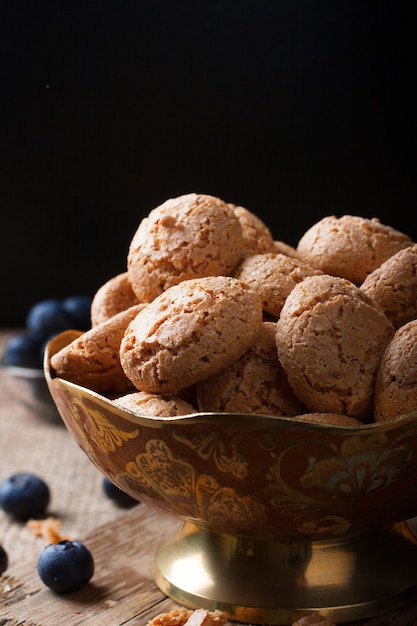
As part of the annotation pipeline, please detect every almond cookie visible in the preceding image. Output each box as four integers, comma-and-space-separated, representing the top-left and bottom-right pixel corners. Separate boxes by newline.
196, 321, 307, 416
361, 242, 417, 329
294, 413, 363, 427
296, 215, 411, 285
276, 274, 395, 419
228, 203, 276, 256
114, 391, 196, 417
273, 240, 302, 259
120, 276, 263, 394
235, 252, 322, 319
374, 320, 417, 421
51, 304, 145, 395
91, 272, 141, 326
127, 193, 245, 303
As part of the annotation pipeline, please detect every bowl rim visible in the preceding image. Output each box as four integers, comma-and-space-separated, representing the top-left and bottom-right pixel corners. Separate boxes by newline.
44, 329, 417, 432
45, 363, 417, 432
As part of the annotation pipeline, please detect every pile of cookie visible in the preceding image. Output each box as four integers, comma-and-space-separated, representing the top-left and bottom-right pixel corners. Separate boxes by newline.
50, 193, 417, 425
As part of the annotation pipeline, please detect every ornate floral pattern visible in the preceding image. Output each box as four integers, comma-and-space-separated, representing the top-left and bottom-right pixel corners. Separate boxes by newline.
173, 429, 249, 478
82, 407, 139, 454
53, 386, 139, 454
299, 433, 408, 495
266, 431, 415, 535
125, 439, 267, 527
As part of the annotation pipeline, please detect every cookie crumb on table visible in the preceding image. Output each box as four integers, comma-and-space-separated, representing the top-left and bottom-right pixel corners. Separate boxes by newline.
146, 608, 335, 626
26, 517, 70, 544
146, 607, 229, 626
104, 599, 118, 608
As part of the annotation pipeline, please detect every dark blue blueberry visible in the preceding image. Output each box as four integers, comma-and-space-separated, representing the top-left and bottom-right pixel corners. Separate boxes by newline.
37, 540, 94, 593
102, 477, 139, 508
62, 295, 92, 331
0, 473, 50, 520
25, 299, 72, 337
2, 333, 44, 368
0, 544, 8, 574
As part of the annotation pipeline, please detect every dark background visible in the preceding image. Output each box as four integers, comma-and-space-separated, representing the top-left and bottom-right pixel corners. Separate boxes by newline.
1, 1, 415, 325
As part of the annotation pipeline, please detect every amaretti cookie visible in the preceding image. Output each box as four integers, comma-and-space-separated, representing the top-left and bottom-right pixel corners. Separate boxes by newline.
114, 391, 196, 417
91, 272, 141, 326
235, 252, 322, 319
120, 276, 263, 394
361, 242, 417, 329
127, 193, 245, 303
374, 320, 417, 421
228, 204, 276, 256
296, 215, 411, 285
51, 304, 146, 394
196, 321, 307, 416
294, 413, 363, 427
273, 240, 302, 259
276, 274, 395, 418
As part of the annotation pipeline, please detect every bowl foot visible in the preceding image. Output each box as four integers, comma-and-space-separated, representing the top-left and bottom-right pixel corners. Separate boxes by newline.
154, 519, 417, 624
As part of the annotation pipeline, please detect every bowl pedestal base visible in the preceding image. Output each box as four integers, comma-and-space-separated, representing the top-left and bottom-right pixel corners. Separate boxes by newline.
154, 518, 417, 624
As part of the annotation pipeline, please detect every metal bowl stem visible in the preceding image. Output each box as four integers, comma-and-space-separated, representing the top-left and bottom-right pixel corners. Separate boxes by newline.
155, 519, 417, 624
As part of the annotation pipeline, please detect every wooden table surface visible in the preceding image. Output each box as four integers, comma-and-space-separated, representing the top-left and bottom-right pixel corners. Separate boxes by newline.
2, 328, 417, 626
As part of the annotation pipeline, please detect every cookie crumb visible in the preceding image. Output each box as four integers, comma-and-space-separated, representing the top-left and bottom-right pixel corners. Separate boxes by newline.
27, 517, 71, 544
147, 607, 229, 626
104, 599, 118, 608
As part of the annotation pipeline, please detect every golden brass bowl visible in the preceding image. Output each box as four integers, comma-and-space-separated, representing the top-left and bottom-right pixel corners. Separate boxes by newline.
45, 331, 417, 624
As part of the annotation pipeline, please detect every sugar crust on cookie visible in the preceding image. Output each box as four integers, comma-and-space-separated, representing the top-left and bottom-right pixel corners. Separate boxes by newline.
127, 193, 245, 302
114, 391, 196, 417
296, 215, 411, 285
197, 321, 307, 416
276, 274, 395, 418
235, 252, 322, 318
374, 319, 417, 421
361, 242, 417, 329
294, 412, 363, 427
51, 304, 145, 394
91, 271, 141, 326
228, 203, 276, 256
120, 276, 263, 394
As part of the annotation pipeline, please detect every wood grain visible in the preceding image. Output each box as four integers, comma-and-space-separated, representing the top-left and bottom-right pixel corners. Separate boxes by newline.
1, 504, 181, 625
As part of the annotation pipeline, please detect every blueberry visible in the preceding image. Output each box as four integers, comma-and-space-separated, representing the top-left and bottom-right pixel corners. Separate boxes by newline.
0, 544, 8, 574
62, 295, 92, 331
0, 473, 50, 520
26, 299, 72, 337
2, 333, 44, 368
37, 540, 94, 593
102, 477, 139, 508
